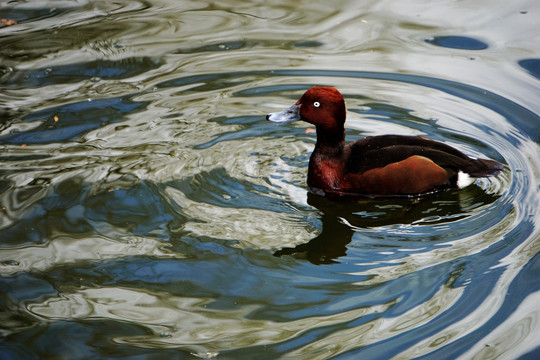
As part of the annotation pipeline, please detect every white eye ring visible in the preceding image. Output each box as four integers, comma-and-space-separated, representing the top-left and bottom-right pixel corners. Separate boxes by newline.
313, 101, 320, 108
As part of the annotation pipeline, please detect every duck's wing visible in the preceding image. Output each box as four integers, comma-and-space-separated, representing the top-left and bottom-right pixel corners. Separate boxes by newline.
346, 135, 502, 177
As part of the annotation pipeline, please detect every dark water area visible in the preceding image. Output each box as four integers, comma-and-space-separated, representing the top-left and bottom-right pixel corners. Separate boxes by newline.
1, 1, 539, 359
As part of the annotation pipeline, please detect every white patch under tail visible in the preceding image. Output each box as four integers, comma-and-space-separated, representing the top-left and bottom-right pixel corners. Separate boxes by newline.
457, 171, 475, 188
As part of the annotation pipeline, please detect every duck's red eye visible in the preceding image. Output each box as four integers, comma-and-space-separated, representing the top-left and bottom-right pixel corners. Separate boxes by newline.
313, 101, 320, 108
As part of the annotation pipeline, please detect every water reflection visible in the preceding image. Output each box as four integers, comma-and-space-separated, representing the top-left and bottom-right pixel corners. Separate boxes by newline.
425, 35, 489, 50
275, 187, 500, 264
518, 58, 540, 80
1, 0, 539, 358
3, 58, 162, 89
1, 96, 149, 145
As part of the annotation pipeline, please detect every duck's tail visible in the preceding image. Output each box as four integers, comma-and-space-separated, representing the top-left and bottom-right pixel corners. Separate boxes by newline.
465, 158, 503, 177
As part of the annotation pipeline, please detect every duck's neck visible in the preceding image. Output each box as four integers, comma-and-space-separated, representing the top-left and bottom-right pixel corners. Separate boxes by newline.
307, 125, 346, 192
313, 124, 345, 156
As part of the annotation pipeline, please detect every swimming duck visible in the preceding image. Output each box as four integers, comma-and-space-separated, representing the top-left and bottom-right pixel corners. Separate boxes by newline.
267, 86, 502, 198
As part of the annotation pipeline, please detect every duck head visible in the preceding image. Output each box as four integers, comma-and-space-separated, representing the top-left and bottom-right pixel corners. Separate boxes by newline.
266, 87, 346, 134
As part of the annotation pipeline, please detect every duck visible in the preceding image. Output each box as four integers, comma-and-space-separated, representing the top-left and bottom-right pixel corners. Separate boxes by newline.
266, 86, 502, 198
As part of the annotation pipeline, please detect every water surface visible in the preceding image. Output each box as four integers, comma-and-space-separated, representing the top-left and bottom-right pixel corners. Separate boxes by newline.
1, 1, 539, 359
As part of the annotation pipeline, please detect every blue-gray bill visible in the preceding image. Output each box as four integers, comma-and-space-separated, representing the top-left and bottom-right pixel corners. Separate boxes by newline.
266, 104, 301, 123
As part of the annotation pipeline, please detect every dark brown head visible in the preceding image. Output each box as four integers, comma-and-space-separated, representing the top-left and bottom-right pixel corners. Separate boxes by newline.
266, 87, 346, 133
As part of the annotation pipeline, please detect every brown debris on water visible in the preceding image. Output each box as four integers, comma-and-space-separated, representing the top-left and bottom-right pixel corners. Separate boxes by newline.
0, 19, 17, 27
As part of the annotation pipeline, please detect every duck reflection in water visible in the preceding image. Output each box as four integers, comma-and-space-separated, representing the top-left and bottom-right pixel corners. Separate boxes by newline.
274, 186, 499, 265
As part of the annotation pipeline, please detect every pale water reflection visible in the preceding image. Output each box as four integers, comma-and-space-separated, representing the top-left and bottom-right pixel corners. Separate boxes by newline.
1, 0, 539, 359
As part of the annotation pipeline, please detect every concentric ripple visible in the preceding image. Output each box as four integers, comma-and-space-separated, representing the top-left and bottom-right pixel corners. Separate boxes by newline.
1, 68, 538, 359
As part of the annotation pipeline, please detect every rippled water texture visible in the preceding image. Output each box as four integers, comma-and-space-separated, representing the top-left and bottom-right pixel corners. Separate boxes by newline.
1, 1, 540, 359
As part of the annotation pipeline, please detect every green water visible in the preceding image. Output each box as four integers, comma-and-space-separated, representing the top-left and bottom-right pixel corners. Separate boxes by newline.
1, 1, 539, 359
